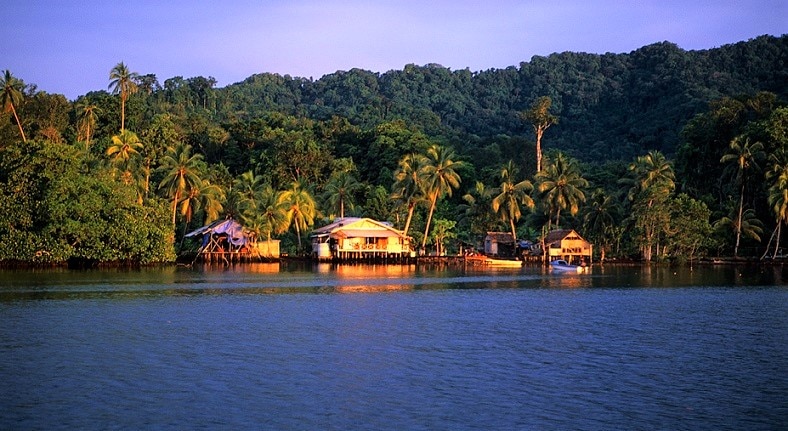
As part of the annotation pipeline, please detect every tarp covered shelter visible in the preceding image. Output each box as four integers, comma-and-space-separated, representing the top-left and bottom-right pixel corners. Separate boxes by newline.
185, 218, 250, 252
185, 217, 280, 262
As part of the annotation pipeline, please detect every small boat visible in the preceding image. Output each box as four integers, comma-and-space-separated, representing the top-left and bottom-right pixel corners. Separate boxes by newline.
465, 255, 523, 267
483, 257, 523, 267
549, 259, 586, 273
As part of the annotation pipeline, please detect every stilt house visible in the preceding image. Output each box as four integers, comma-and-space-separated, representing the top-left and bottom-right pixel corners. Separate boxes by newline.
310, 217, 412, 261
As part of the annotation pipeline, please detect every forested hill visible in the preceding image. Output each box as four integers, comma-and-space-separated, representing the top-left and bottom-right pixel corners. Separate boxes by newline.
218, 34, 787, 162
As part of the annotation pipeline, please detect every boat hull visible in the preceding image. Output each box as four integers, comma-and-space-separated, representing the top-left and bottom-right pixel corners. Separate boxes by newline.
550, 260, 586, 273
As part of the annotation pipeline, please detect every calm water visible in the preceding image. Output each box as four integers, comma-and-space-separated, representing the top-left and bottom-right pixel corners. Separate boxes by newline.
1, 263, 787, 430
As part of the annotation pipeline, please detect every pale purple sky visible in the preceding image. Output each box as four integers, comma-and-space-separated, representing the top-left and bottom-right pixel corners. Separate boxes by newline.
3, 0, 785, 100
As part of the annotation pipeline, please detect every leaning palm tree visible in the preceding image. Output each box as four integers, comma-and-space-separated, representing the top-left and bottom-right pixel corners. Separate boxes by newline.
720, 135, 764, 256
391, 152, 428, 237
420, 145, 463, 251
157, 143, 204, 226
0, 70, 27, 142
535, 152, 588, 229
763, 150, 788, 259
492, 160, 534, 241
278, 179, 317, 250
108, 62, 139, 132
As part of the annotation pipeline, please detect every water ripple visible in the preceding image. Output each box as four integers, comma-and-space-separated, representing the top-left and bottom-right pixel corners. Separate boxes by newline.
1, 266, 787, 429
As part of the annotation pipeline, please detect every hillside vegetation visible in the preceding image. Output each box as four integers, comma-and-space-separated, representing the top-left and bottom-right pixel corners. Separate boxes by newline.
0, 34, 786, 265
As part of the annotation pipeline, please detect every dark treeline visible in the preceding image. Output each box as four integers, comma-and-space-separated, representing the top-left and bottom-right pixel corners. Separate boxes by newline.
0, 35, 786, 265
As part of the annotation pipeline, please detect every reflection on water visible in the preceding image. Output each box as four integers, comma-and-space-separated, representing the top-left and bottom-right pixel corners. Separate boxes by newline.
1, 263, 787, 429
0, 263, 785, 301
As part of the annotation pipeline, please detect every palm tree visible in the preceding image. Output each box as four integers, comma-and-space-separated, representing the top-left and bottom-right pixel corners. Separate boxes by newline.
626, 150, 675, 261
492, 160, 534, 241
107, 130, 143, 191
323, 170, 362, 219
420, 145, 463, 251
197, 180, 226, 225
157, 143, 204, 225
278, 179, 317, 250
458, 181, 497, 238
1, 70, 27, 142
247, 185, 289, 242
391, 152, 428, 237
233, 170, 265, 214
535, 152, 588, 230
720, 135, 764, 256
627, 150, 675, 200
106, 130, 143, 168
763, 150, 788, 259
583, 189, 618, 262
715, 208, 763, 252
76, 101, 100, 150
174, 178, 225, 250
108, 62, 139, 132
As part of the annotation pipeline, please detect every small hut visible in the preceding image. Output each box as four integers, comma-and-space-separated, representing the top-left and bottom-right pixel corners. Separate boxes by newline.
185, 218, 279, 263
484, 232, 516, 257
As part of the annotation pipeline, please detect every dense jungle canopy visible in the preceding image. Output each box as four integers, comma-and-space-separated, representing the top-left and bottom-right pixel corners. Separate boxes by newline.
0, 34, 786, 265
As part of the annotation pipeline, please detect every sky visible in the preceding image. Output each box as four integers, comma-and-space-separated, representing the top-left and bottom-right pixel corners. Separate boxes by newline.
2, 0, 785, 100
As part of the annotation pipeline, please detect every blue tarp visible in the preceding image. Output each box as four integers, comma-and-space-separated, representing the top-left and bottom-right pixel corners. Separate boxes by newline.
185, 218, 248, 247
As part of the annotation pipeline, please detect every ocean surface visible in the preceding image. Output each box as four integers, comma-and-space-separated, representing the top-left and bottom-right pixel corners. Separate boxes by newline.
1, 263, 786, 430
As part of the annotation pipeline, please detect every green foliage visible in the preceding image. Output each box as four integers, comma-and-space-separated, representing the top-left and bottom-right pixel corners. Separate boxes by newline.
0, 141, 175, 264
668, 194, 714, 260
428, 219, 457, 256
1, 36, 787, 263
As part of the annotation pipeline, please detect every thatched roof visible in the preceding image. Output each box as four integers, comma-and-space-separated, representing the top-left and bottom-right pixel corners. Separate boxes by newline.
485, 232, 515, 243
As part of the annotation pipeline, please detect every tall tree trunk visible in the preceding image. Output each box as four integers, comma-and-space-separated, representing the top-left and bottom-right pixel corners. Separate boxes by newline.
171, 190, 180, 226
403, 201, 416, 238
144, 160, 151, 199
295, 221, 302, 250
85, 121, 91, 150
535, 127, 543, 173
421, 192, 438, 251
10, 103, 26, 142
734, 183, 744, 257
761, 225, 779, 260
120, 93, 126, 132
